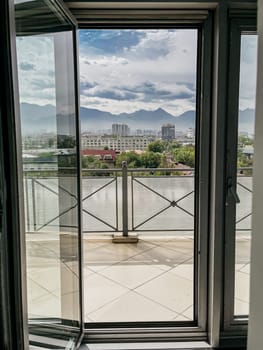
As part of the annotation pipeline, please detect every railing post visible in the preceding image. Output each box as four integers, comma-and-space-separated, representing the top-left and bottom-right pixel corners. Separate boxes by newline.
122, 161, 128, 237
25, 176, 30, 232
32, 178, 37, 231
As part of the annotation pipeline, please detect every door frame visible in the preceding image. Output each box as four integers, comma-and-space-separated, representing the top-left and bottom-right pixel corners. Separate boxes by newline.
0, 0, 84, 348
223, 16, 257, 331
79, 13, 213, 344
0, 0, 28, 348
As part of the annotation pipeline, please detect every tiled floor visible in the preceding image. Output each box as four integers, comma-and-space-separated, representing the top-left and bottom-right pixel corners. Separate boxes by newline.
84, 237, 193, 322
235, 237, 251, 315
26, 234, 250, 323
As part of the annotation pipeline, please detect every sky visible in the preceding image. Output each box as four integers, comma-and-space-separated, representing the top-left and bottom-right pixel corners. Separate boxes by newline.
79, 29, 198, 116
239, 35, 258, 111
16, 36, 56, 106
16, 29, 258, 116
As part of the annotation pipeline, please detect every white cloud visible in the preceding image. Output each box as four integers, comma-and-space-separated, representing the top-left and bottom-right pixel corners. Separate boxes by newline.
83, 55, 129, 67
16, 36, 56, 106
79, 29, 198, 115
239, 35, 258, 110
15, 29, 257, 116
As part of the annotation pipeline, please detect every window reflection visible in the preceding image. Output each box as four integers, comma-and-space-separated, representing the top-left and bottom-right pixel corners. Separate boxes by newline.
235, 34, 258, 316
15, 0, 81, 336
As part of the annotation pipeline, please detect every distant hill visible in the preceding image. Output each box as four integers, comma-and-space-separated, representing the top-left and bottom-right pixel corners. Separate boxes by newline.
20, 103, 56, 134
238, 108, 255, 134
80, 106, 195, 131
19, 102, 255, 135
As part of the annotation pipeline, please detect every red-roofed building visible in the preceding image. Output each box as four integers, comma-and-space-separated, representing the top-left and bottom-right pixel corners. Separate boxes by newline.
82, 149, 117, 163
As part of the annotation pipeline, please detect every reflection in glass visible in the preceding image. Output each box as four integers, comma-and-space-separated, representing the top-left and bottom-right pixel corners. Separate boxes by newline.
235, 34, 257, 316
15, 0, 81, 345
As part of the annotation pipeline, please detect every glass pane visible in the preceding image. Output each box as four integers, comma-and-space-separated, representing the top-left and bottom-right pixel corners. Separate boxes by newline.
15, 0, 81, 346
79, 29, 197, 323
235, 34, 258, 316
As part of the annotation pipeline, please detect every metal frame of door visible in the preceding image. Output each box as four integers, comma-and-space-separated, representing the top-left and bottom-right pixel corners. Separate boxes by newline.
223, 15, 257, 334
0, 0, 28, 348
0, 0, 85, 348
79, 12, 212, 345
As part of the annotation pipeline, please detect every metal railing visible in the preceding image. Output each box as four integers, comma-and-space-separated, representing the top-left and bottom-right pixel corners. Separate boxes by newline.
23, 164, 252, 236
236, 167, 253, 231
81, 168, 119, 233
130, 166, 194, 232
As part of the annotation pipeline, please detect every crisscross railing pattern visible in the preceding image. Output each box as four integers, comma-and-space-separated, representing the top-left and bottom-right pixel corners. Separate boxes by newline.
130, 170, 194, 231
236, 173, 253, 230
24, 166, 252, 235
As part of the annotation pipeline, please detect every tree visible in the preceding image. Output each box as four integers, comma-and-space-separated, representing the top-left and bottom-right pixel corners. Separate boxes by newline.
174, 146, 195, 168
81, 155, 111, 176
237, 153, 253, 168
238, 135, 254, 147
48, 138, 55, 148
57, 135, 76, 149
168, 140, 181, 151
58, 155, 76, 168
140, 151, 162, 168
147, 140, 165, 153
116, 152, 142, 168
82, 155, 96, 168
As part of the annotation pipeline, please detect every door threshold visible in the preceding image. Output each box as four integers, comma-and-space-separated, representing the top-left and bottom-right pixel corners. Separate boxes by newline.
80, 341, 211, 350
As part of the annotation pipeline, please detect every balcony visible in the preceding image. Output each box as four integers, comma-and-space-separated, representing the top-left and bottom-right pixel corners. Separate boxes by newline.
24, 166, 252, 323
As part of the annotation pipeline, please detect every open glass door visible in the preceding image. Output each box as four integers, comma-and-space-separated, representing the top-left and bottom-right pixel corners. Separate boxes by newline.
224, 18, 257, 328
77, 19, 212, 340
79, 28, 198, 325
14, 0, 83, 348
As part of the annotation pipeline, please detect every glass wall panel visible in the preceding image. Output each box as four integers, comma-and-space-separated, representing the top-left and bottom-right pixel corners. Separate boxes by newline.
79, 29, 197, 323
235, 34, 258, 316
15, 0, 81, 347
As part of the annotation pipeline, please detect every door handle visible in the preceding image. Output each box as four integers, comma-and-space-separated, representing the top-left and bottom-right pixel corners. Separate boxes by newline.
226, 177, 240, 205
229, 186, 240, 203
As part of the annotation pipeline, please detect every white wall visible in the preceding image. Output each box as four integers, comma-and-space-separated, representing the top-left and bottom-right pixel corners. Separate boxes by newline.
247, 0, 263, 348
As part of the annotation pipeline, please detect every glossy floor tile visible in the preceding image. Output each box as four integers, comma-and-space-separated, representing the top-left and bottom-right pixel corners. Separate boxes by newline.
26, 234, 250, 323
84, 237, 194, 322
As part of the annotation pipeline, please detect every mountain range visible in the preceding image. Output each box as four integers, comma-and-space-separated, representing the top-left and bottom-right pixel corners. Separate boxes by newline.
80, 106, 195, 131
20, 102, 255, 134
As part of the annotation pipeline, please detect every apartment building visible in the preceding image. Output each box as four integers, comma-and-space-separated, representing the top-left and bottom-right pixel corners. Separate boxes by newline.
82, 134, 156, 151
161, 124, 175, 140
112, 123, 130, 136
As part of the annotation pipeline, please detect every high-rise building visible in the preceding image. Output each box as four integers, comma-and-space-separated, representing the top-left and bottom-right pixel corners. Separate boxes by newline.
112, 123, 129, 136
186, 128, 195, 139
161, 124, 175, 140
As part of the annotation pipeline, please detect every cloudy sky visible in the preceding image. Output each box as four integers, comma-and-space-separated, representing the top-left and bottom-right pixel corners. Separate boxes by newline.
239, 34, 258, 111
79, 29, 198, 116
16, 30, 257, 116
16, 36, 56, 106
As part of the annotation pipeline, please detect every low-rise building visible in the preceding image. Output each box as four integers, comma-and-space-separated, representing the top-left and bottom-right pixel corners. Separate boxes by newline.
81, 134, 157, 152
82, 149, 117, 162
